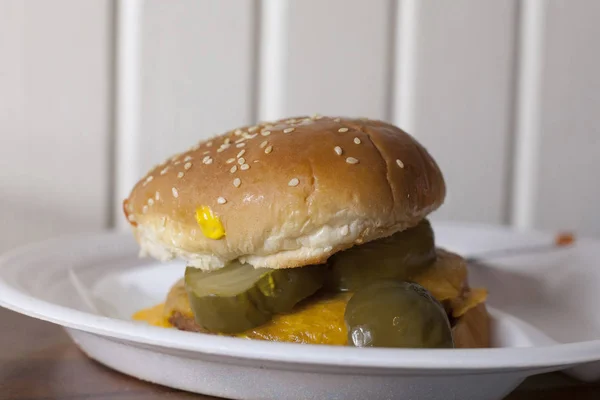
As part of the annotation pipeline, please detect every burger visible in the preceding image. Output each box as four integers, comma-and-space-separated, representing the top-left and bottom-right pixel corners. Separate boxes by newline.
125, 116, 489, 349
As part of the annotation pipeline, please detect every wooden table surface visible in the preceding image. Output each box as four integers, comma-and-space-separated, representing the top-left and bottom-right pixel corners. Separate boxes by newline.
1, 307, 599, 400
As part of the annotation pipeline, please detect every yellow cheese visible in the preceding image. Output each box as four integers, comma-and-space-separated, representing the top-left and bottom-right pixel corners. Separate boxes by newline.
132, 303, 172, 328
451, 288, 488, 318
411, 249, 467, 301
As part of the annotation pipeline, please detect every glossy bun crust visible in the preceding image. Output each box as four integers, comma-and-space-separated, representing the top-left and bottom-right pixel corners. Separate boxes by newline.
124, 116, 446, 270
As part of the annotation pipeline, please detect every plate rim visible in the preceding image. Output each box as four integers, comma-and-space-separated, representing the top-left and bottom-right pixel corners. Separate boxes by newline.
1, 226, 600, 372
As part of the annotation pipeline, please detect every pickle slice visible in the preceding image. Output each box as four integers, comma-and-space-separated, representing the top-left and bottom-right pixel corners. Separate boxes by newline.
344, 281, 454, 348
327, 219, 436, 292
184, 262, 326, 333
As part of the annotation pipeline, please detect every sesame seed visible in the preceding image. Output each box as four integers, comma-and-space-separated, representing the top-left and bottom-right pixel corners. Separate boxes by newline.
237, 149, 246, 158
148, 198, 154, 206
338, 127, 349, 133
230, 165, 237, 173
174, 161, 181, 165
234, 129, 243, 136
224, 138, 231, 145
127, 203, 134, 212
191, 144, 200, 151
217, 148, 225, 153
283, 127, 295, 134
396, 159, 405, 168
334, 146, 343, 156
172, 187, 179, 198
217, 197, 227, 204
286, 119, 297, 124
248, 126, 259, 132
334, 118, 341, 122
206, 141, 213, 147
160, 167, 169, 175
206, 158, 213, 164
238, 157, 246, 165
260, 140, 268, 148
143, 176, 153, 186
233, 178, 241, 188
184, 162, 192, 170
340, 225, 349, 236
264, 125, 274, 130
312, 113, 322, 119
128, 214, 136, 222
253, 160, 260, 163
261, 130, 271, 136
155, 192, 160, 201
177, 172, 184, 178
226, 158, 236, 164
203, 150, 210, 155
288, 178, 299, 187
240, 163, 250, 170
346, 157, 359, 164
354, 137, 361, 144
265, 145, 273, 154
235, 137, 246, 144
184, 155, 193, 162
203, 156, 213, 164
142, 205, 148, 213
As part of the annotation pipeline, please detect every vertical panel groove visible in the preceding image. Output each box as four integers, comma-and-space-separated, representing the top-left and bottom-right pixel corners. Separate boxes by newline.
384, 0, 398, 122
510, 0, 547, 229
114, 0, 143, 229
501, 1, 523, 225
257, 0, 289, 121
106, 0, 117, 229
249, 0, 261, 125
392, 0, 419, 132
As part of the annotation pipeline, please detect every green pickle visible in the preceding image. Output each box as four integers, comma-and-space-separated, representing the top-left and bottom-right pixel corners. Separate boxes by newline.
328, 219, 436, 291
344, 281, 454, 348
184, 261, 326, 333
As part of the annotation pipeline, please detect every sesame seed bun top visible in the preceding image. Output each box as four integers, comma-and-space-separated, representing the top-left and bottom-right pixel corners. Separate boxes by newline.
124, 116, 446, 270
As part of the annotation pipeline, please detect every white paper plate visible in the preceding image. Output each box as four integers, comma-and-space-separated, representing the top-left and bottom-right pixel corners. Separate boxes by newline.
1, 222, 600, 400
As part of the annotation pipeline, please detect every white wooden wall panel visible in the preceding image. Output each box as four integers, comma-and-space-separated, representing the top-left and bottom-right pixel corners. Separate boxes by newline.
115, 0, 257, 226
137, 0, 256, 172
393, 0, 518, 225
137, 0, 256, 171
531, 0, 600, 235
0, 0, 112, 251
259, 0, 394, 121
